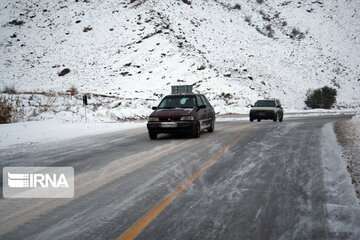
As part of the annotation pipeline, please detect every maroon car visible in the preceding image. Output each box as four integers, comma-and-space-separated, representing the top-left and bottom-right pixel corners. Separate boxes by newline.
147, 94, 215, 139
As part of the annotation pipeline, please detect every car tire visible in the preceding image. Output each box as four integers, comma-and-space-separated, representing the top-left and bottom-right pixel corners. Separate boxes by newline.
208, 119, 215, 132
273, 113, 278, 122
279, 115, 283, 122
149, 131, 157, 140
257, 119, 261, 122
192, 122, 201, 138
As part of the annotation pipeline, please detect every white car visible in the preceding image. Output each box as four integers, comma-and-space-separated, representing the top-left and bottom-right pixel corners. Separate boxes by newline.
249, 99, 284, 122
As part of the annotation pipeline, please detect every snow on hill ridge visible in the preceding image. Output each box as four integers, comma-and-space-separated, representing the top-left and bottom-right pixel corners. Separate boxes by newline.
0, 0, 359, 121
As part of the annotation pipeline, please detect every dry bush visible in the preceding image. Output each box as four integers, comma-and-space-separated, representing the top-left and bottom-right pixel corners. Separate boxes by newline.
290, 27, 305, 40
2, 86, 16, 94
233, 4, 241, 10
0, 96, 14, 123
245, 15, 252, 24
67, 86, 78, 96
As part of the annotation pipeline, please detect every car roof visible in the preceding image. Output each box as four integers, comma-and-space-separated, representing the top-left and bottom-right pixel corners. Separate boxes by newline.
165, 93, 201, 97
256, 99, 278, 102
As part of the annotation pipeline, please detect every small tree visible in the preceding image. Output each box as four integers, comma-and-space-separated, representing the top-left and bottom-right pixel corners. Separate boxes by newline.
305, 86, 337, 109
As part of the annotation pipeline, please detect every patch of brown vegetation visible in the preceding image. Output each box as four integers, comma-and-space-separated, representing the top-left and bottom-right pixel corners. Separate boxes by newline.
335, 118, 360, 199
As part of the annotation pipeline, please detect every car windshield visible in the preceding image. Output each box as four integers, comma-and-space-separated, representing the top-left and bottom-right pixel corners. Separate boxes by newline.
254, 100, 276, 107
158, 95, 196, 109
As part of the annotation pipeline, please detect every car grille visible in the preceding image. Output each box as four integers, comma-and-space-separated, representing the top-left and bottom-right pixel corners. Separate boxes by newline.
255, 110, 273, 113
159, 116, 181, 122
253, 110, 275, 117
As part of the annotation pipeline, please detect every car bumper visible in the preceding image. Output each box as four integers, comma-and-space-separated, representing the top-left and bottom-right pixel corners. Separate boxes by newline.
250, 111, 276, 119
147, 121, 196, 133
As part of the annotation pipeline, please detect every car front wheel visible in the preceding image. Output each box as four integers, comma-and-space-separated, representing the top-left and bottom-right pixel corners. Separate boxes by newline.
208, 119, 215, 132
149, 131, 157, 140
192, 122, 201, 138
273, 113, 278, 122
279, 114, 283, 122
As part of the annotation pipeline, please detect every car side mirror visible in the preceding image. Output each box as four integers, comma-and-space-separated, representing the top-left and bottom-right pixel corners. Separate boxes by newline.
152, 106, 158, 110
198, 104, 206, 109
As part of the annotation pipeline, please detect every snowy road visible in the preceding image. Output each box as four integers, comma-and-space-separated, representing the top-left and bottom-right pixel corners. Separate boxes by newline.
0, 115, 359, 240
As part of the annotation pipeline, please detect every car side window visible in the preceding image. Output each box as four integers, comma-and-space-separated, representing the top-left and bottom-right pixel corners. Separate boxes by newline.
196, 95, 204, 106
201, 95, 211, 107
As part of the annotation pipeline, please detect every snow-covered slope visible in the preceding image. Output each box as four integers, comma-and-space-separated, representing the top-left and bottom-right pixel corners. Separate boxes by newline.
1, 0, 359, 120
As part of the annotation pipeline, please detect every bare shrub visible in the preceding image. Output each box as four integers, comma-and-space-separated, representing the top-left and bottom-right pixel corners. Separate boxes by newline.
290, 27, 305, 40
66, 86, 78, 96
0, 96, 14, 123
233, 4, 241, 10
265, 24, 274, 38
182, 0, 191, 5
2, 86, 16, 94
8, 19, 25, 26
244, 15, 252, 24
83, 26, 93, 32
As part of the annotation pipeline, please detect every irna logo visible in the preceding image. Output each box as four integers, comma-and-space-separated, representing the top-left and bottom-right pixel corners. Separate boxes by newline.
3, 167, 74, 198
8, 172, 69, 188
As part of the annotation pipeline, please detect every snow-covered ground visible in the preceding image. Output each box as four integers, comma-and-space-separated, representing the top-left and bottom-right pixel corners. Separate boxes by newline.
0, 110, 355, 150
0, 120, 145, 149
0, 0, 359, 121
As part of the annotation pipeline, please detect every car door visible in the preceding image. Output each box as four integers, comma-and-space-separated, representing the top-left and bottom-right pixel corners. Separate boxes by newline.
201, 95, 214, 120
276, 100, 283, 118
195, 95, 208, 129
200, 95, 214, 127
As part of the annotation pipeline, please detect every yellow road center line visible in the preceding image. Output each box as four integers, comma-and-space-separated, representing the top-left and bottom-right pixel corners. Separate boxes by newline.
117, 145, 230, 240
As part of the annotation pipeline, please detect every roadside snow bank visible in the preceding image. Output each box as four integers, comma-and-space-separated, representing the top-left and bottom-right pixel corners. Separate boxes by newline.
0, 93, 155, 122
216, 116, 248, 122
285, 109, 356, 119
216, 109, 356, 122
0, 120, 145, 149
321, 123, 360, 239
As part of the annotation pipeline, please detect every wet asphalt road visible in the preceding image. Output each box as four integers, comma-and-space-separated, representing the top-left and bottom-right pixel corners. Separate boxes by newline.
0, 115, 357, 240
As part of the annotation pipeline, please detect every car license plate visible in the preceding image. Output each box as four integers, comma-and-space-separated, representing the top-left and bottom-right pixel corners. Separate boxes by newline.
161, 122, 177, 128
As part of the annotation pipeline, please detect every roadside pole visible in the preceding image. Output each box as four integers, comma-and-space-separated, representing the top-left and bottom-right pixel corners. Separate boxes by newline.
83, 94, 88, 123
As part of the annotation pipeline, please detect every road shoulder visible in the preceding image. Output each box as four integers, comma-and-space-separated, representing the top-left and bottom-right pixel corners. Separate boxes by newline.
321, 122, 360, 239
334, 117, 360, 199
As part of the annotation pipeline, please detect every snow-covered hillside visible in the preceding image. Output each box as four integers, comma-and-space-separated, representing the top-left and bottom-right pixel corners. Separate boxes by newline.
0, 0, 359, 121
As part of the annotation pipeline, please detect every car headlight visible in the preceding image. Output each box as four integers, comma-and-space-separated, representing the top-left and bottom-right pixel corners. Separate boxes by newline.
180, 116, 194, 121
148, 117, 159, 122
